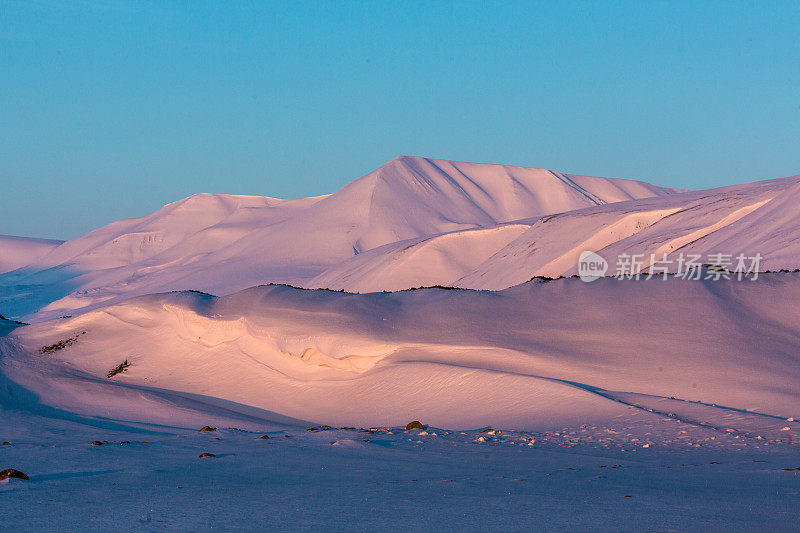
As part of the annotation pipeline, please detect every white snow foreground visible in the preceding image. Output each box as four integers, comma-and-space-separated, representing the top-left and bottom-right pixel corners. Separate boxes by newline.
2, 276, 800, 530
4, 275, 800, 432
2, 409, 799, 531
0, 156, 680, 322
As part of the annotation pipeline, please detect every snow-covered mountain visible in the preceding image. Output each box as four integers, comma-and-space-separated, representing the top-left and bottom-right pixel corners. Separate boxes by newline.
0, 156, 679, 321
312, 174, 800, 292
4, 154, 800, 321
0, 234, 63, 275
3, 160, 800, 531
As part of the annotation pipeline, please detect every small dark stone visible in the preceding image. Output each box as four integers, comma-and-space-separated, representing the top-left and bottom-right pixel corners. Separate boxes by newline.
258, 435, 270, 440
90, 441, 104, 446
198, 426, 216, 432
198, 452, 216, 458
405, 421, 424, 431
0, 468, 28, 481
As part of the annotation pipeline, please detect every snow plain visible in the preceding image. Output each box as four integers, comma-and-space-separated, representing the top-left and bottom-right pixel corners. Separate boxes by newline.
3, 408, 800, 531
2, 156, 800, 530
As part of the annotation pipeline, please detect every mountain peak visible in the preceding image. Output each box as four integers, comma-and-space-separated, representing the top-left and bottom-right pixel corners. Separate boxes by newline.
1, 156, 681, 321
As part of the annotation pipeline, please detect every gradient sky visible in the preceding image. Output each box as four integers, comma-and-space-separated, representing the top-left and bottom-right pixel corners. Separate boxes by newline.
2, 1, 799, 239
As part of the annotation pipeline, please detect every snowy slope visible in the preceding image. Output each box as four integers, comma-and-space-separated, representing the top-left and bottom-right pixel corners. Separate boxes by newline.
0, 234, 63, 275
4, 275, 800, 431
459, 175, 800, 289
311, 174, 800, 292
3, 244, 800, 530
0, 315, 25, 338
0, 156, 678, 321
307, 223, 532, 292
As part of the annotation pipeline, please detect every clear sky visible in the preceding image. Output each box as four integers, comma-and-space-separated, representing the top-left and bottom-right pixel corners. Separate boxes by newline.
2, 1, 799, 239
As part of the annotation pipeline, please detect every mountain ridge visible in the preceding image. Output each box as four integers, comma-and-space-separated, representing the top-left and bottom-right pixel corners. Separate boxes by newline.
312, 172, 800, 292
0, 156, 679, 321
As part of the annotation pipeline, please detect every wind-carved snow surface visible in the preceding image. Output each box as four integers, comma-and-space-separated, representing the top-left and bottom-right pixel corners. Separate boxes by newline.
3, 275, 800, 531
5, 276, 800, 433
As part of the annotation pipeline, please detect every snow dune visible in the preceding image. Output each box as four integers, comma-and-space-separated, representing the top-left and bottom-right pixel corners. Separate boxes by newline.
4, 274, 800, 434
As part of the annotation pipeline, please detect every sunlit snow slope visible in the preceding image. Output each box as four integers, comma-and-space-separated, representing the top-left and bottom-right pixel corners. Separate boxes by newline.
312, 174, 800, 292
3, 275, 799, 432
0, 156, 678, 321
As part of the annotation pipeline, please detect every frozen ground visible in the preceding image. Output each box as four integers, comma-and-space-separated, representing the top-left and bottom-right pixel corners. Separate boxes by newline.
2, 408, 799, 531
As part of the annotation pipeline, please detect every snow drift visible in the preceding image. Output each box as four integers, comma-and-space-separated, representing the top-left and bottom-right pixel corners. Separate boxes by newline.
4, 275, 800, 431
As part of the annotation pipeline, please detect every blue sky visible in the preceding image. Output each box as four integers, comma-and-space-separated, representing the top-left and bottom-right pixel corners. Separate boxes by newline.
2, 1, 799, 239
